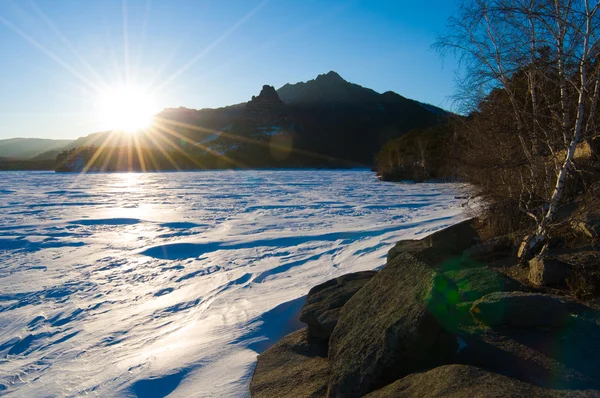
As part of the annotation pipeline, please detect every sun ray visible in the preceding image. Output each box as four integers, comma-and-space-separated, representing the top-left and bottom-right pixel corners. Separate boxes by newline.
151, 124, 221, 170
80, 130, 119, 174
132, 131, 147, 172
142, 127, 182, 171
148, 128, 204, 169
122, 0, 131, 86
102, 12, 127, 91
154, 0, 270, 93
62, 130, 117, 188
145, 32, 192, 92
30, 1, 107, 89
152, 119, 246, 168
0, 14, 100, 92
99, 136, 121, 172
133, 0, 152, 84
155, 116, 342, 164
137, 130, 161, 171
154, 117, 279, 164
166, 3, 348, 96
127, 135, 134, 172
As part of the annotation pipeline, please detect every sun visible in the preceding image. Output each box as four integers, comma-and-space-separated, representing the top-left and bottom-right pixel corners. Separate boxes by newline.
95, 85, 157, 133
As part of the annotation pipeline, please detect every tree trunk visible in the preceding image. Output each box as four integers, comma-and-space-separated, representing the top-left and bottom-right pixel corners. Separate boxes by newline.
518, 0, 594, 263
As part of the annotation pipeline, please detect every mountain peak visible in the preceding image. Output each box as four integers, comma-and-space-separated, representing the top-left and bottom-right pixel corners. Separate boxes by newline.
237, 84, 290, 131
248, 85, 281, 106
250, 84, 283, 106
258, 84, 278, 99
315, 70, 345, 83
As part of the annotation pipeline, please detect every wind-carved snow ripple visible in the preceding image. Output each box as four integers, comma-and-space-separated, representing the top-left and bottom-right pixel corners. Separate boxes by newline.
0, 170, 470, 397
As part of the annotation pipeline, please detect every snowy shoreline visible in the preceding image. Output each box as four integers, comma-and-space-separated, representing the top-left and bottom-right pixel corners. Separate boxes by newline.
0, 170, 469, 396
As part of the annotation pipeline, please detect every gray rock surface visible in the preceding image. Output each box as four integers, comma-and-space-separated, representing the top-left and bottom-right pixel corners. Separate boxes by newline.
456, 315, 600, 390
300, 271, 377, 340
470, 291, 571, 329
364, 364, 599, 398
445, 267, 524, 301
462, 236, 512, 262
249, 328, 328, 398
386, 219, 479, 268
327, 253, 459, 398
529, 256, 571, 287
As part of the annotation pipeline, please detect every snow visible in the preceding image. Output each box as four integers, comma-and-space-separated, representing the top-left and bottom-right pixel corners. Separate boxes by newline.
197, 133, 220, 145
0, 170, 470, 397
261, 126, 281, 136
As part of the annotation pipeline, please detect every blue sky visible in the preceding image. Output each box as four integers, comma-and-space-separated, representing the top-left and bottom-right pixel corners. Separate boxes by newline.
0, 0, 461, 140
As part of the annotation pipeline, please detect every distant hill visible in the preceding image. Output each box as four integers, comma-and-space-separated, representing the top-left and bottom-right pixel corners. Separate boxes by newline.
9, 71, 452, 171
32, 103, 246, 162
0, 138, 73, 160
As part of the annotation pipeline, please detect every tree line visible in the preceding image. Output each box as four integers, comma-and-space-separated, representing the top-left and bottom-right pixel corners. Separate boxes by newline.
378, 0, 600, 262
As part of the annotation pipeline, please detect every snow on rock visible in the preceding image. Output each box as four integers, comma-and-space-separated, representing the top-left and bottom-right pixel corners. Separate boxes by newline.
0, 170, 470, 397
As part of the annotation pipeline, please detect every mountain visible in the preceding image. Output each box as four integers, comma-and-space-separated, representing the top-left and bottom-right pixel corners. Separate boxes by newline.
17, 71, 451, 170
0, 138, 73, 160
275, 71, 446, 164
32, 103, 246, 161
211, 71, 448, 166
206, 85, 300, 167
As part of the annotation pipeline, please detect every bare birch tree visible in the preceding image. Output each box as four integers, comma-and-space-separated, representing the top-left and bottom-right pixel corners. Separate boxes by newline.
436, 0, 600, 261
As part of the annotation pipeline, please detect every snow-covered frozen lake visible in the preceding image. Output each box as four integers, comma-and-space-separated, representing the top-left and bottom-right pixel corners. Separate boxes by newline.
0, 170, 469, 397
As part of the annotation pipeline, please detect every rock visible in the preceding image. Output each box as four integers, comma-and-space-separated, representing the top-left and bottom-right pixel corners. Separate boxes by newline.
327, 253, 459, 398
572, 215, 600, 238
470, 292, 571, 329
444, 267, 524, 302
575, 140, 594, 162
299, 271, 377, 340
456, 314, 600, 389
387, 219, 479, 268
250, 328, 328, 398
244, 85, 290, 127
364, 364, 598, 398
529, 256, 571, 287
230, 85, 294, 142
386, 239, 428, 262
455, 301, 476, 326
462, 236, 512, 262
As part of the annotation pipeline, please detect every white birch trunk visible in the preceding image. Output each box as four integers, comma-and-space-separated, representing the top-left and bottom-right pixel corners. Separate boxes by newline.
519, 0, 597, 262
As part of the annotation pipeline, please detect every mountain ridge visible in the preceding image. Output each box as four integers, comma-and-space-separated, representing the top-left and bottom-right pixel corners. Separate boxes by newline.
0, 138, 74, 160
6, 71, 451, 168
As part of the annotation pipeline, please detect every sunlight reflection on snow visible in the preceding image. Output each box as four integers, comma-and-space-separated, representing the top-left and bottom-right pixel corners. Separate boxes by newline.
0, 170, 470, 397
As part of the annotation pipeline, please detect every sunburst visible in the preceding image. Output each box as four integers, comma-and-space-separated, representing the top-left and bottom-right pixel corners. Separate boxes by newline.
95, 85, 157, 133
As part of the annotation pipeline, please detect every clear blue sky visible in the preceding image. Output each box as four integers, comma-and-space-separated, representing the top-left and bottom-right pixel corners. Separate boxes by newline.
0, 0, 461, 140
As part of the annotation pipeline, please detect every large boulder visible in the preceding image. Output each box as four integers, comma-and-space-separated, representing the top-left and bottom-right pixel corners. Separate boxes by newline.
250, 328, 328, 398
470, 292, 571, 329
456, 314, 600, 389
461, 236, 512, 263
300, 271, 377, 340
327, 253, 459, 398
444, 267, 524, 302
364, 364, 597, 398
529, 256, 571, 287
387, 219, 479, 269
